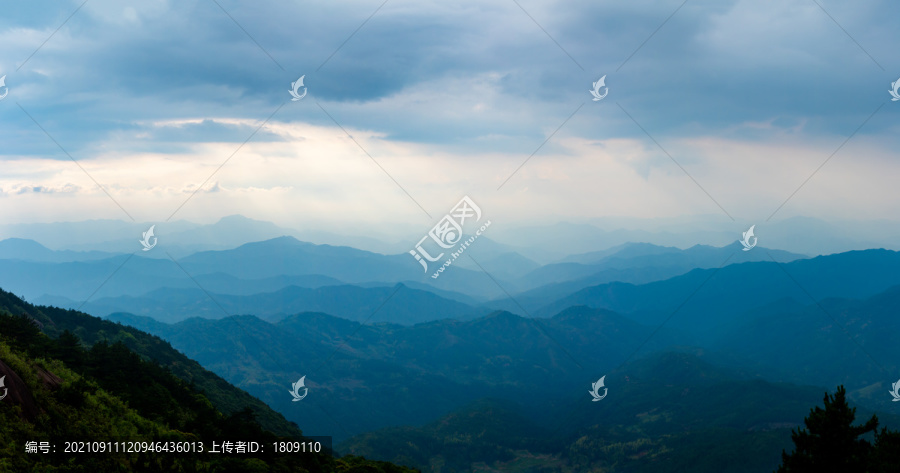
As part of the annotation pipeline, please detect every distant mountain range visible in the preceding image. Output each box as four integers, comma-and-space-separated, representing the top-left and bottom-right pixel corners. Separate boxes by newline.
0, 215, 410, 256
488, 215, 900, 261
0, 234, 529, 302
535, 249, 900, 339
515, 241, 804, 290
3, 214, 899, 263
0, 237, 120, 262
40, 283, 486, 325
485, 241, 806, 314
5, 216, 900, 472
4, 234, 810, 324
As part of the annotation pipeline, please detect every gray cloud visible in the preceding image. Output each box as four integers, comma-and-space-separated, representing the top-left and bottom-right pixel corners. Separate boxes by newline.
1, 0, 899, 233
2, 0, 897, 160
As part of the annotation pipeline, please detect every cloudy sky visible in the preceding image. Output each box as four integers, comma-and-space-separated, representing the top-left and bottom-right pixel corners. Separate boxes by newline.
1, 0, 898, 240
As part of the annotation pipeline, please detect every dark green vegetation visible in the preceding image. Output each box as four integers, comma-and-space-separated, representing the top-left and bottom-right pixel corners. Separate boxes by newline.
777, 386, 900, 473
0, 287, 299, 437
339, 352, 869, 473
0, 288, 416, 472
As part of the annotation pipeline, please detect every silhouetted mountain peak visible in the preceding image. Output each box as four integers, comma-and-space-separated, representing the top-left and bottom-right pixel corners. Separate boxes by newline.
0, 238, 119, 263
0, 237, 50, 252
215, 214, 259, 224
808, 247, 895, 261
243, 235, 309, 248
483, 310, 521, 320
479, 310, 529, 327
618, 241, 680, 253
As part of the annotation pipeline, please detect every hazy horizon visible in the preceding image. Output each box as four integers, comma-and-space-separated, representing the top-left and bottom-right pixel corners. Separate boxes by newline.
2, 213, 900, 259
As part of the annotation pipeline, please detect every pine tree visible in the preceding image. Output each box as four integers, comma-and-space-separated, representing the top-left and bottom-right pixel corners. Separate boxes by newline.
871, 427, 900, 472
777, 385, 877, 473
53, 329, 85, 369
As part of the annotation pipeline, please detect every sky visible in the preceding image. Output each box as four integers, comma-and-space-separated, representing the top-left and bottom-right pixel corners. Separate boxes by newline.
1, 0, 899, 243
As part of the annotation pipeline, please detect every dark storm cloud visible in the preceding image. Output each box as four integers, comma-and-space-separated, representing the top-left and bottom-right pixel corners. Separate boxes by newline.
0, 0, 898, 161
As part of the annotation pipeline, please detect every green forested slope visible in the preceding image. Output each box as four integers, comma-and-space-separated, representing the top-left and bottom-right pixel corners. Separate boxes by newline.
0, 287, 301, 437
0, 289, 416, 472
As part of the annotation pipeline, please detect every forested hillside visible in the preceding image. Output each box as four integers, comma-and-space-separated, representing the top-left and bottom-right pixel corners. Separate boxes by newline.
0, 288, 415, 472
